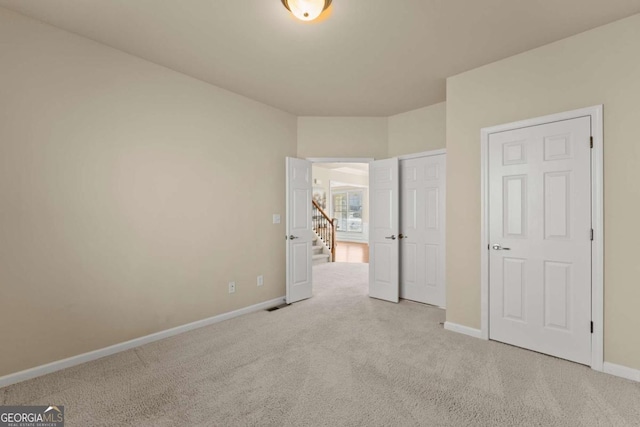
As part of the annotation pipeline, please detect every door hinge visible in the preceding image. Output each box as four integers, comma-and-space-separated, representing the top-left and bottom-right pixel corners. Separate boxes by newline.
590, 136, 593, 148
591, 321, 594, 333
591, 229, 594, 241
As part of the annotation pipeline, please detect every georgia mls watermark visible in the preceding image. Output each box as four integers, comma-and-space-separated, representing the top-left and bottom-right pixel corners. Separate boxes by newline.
0, 406, 64, 427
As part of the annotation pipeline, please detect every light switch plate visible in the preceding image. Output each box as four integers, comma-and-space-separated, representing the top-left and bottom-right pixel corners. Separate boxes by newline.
272, 214, 281, 224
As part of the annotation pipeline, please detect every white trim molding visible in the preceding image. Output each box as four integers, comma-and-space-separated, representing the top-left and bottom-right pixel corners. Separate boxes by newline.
603, 362, 640, 383
397, 148, 446, 160
0, 296, 285, 388
444, 322, 483, 339
479, 105, 604, 372
306, 157, 374, 163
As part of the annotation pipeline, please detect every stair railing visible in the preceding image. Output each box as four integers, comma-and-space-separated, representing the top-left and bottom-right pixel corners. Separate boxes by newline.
312, 200, 336, 262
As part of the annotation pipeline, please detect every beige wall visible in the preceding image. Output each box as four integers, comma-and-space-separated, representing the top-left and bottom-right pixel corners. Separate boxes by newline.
0, 8, 297, 377
297, 117, 388, 159
298, 107, 447, 160
387, 102, 446, 157
446, 14, 640, 370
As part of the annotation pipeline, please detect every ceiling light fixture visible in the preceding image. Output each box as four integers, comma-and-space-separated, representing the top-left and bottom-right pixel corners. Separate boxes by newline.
281, 0, 332, 22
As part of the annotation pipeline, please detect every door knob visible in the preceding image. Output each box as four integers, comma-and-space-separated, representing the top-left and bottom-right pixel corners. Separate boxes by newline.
289, 235, 299, 240
399, 234, 407, 239
385, 235, 397, 240
491, 244, 510, 250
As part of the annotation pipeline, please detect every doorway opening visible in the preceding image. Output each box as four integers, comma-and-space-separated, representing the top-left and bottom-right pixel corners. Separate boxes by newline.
286, 152, 447, 307
311, 161, 370, 264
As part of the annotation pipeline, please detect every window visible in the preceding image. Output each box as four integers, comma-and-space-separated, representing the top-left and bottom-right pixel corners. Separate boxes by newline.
332, 190, 363, 233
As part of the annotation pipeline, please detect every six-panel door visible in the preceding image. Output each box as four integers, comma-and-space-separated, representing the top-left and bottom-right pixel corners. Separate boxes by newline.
369, 158, 400, 303
400, 154, 446, 307
286, 157, 313, 304
488, 116, 592, 365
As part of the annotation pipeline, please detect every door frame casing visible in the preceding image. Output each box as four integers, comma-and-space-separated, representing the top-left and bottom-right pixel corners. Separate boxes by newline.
480, 105, 604, 372
306, 157, 375, 163
398, 148, 447, 160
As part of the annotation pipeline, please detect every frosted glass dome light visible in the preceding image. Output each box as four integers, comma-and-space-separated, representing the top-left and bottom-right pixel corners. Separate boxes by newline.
281, 0, 332, 21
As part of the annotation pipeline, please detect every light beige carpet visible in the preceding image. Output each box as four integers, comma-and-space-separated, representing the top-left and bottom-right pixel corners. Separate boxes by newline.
2, 262, 639, 426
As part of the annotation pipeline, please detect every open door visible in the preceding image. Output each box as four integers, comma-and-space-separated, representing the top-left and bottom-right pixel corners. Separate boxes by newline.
286, 157, 313, 304
369, 158, 400, 302
399, 153, 447, 307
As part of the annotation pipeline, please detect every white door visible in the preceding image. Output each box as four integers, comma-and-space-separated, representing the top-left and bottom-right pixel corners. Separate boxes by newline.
369, 158, 400, 303
489, 116, 592, 365
286, 157, 313, 304
400, 154, 446, 307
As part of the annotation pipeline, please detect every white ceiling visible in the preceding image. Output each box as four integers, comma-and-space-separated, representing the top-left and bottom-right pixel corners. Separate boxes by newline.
2, 0, 640, 116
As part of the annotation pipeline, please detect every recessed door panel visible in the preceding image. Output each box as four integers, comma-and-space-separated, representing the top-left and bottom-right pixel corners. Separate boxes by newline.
544, 172, 571, 240
503, 175, 527, 238
374, 167, 392, 184
426, 188, 439, 229
544, 261, 572, 331
425, 163, 439, 180
544, 134, 572, 161
425, 244, 437, 288
503, 141, 527, 165
373, 243, 392, 284
293, 189, 310, 230
402, 243, 417, 284
403, 165, 418, 182
403, 188, 418, 230
374, 189, 393, 230
503, 258, 525, 322
292, 242, 310, 285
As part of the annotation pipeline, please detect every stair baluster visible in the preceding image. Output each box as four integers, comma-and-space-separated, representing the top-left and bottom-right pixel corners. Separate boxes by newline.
311, 200, 336, 262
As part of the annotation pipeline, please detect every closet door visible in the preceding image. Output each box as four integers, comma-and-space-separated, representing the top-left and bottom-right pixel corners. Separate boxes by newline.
400, 154, 446, 307
369, 158, 400, 303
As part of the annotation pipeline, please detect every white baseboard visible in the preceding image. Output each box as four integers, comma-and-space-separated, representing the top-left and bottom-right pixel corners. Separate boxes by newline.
0, 296, 285, 388
443, 325, 639, 383
444, 321, 483, 339
603, 362, 640, 383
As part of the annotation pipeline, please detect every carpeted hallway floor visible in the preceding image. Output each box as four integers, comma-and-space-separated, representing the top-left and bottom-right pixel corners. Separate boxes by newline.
2, 262, 639, 426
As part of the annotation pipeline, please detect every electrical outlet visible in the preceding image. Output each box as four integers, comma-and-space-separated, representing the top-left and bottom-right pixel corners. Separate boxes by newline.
228, 281, 236, 294
257, 275, 264, 287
